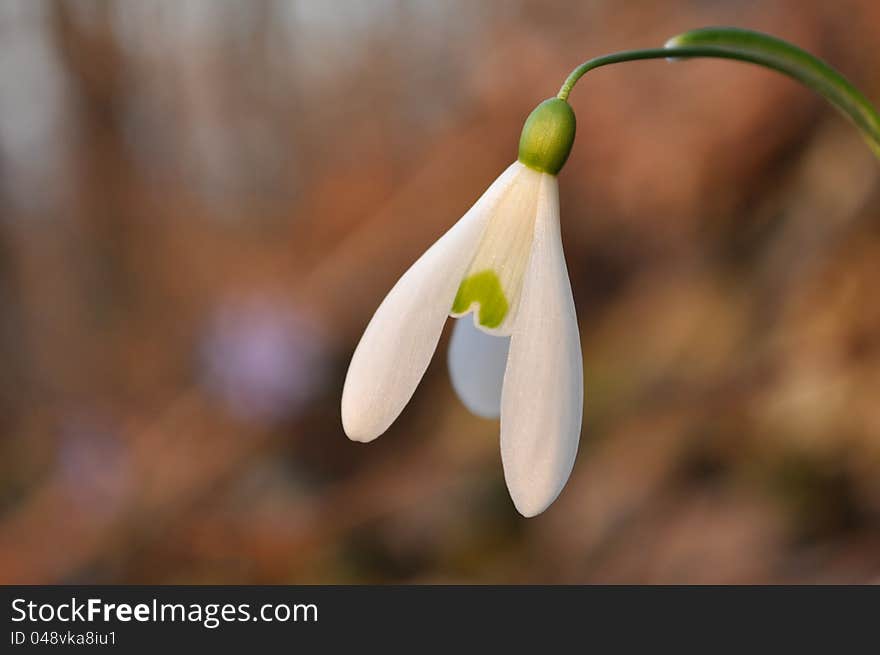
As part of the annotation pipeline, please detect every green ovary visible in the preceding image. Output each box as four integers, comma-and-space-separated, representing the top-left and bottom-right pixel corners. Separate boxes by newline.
451, 270, 509, 328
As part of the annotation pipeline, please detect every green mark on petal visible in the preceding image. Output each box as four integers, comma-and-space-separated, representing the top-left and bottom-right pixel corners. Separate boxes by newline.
451, 270, 509, 328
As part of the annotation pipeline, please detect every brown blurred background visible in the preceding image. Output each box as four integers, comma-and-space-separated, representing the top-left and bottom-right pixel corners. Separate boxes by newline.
1, 0, 879, 584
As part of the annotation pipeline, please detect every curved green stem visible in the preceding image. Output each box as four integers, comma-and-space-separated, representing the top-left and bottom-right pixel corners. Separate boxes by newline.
557, 46, 768, 100
558, 27, 880, 159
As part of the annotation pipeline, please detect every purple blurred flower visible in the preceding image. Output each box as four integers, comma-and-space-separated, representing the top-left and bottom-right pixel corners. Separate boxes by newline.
57, 413, 130, 517
198, 297, 327, 423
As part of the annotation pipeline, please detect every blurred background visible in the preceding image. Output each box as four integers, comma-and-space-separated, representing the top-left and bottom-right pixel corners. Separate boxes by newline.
1, 0, 879, 584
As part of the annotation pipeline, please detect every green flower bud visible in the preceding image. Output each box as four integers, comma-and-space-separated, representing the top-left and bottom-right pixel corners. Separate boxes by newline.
517, 98, 576, 175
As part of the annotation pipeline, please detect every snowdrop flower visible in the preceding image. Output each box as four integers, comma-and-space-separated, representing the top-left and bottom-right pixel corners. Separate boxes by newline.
342, 26, 880, 517
342, 98, 581, 516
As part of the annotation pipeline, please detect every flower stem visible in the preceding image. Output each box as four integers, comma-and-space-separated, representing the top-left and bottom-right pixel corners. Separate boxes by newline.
557, 27, 880, 159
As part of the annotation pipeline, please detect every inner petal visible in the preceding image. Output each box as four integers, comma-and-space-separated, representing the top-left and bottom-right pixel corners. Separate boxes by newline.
447, 316, 509, 419
449, 163, 542, 335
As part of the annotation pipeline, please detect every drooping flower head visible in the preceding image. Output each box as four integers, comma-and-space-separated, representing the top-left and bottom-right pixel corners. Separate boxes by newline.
342, 98, 581, 516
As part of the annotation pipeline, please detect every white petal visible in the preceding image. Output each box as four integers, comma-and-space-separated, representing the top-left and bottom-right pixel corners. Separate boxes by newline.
500, 174, 583, 517
449, 162, 543, 336
342, 163, 522, 442
447, 317, 509, 419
